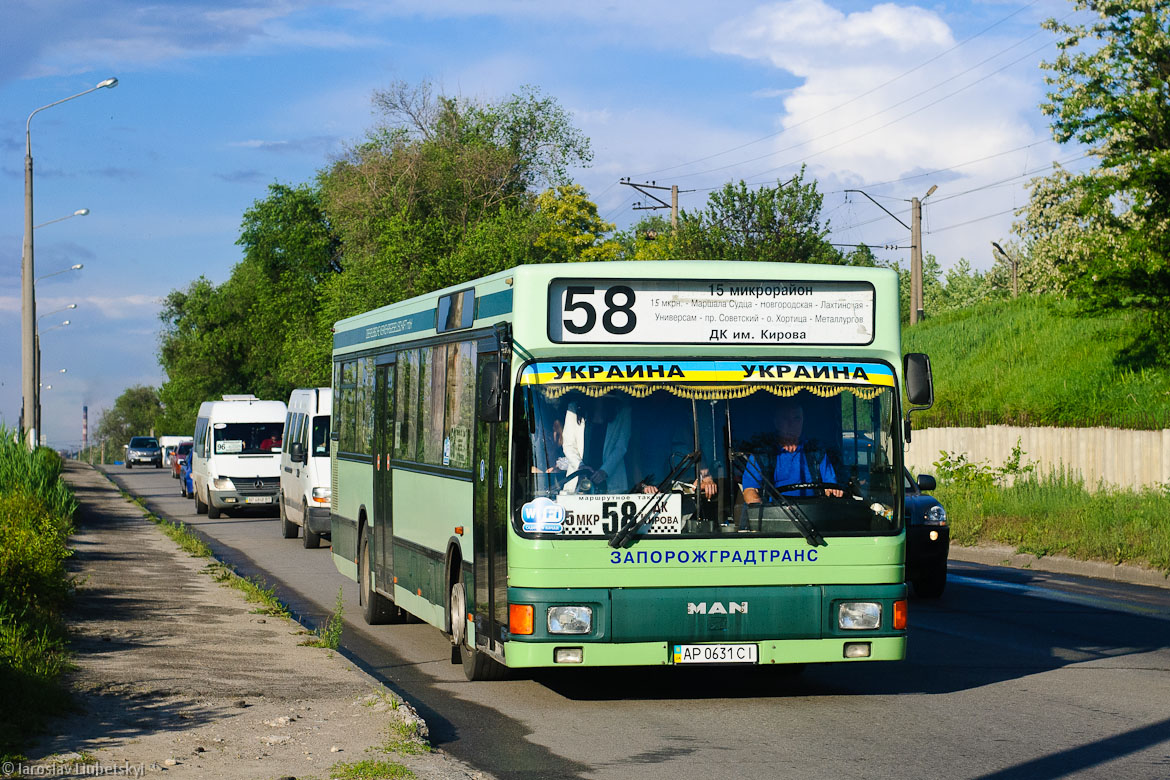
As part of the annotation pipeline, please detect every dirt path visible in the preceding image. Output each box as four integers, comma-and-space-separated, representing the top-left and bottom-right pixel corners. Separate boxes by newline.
16, 462, 489, 780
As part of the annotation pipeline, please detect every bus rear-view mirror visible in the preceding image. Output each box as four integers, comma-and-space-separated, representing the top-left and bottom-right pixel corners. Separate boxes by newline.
903, 353, 934, 409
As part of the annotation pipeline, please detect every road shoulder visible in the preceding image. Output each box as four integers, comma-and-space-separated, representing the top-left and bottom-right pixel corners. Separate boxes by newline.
951, 543, 1170, 590
17, 462, 486, 780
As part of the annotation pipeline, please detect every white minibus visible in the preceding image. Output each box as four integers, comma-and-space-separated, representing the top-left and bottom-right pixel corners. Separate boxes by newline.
191, 394, 288, 519
279, 387, 332, 548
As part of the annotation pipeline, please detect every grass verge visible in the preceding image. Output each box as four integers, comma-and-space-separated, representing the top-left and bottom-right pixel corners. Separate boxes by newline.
932, 444, 1170, 575
0, 433, 78, 761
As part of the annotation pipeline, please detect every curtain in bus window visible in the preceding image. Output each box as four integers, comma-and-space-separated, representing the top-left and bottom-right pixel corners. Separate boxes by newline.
395, 350, 419, 461
340, 360, 357, 452
444, 341, 476, 469
423, 346, 448, 464
355, 356, 375, 455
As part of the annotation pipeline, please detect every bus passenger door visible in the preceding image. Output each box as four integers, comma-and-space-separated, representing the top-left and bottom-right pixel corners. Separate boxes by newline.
472, 351, 509, 660
373, 359, 395, 590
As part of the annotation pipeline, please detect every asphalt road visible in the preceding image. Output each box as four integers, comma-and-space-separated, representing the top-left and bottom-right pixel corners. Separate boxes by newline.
101, 464, 1170, 780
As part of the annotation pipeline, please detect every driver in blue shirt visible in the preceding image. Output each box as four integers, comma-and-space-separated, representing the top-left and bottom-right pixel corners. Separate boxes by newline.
741, 398, 844, 502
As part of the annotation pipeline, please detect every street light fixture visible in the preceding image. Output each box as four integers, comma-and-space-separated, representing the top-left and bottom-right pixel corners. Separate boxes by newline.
35, 208, 90, 230
35, 319, 72, 442
36, 264, 84, 283
21, 77, 117, 449
991, 242, 1019, 298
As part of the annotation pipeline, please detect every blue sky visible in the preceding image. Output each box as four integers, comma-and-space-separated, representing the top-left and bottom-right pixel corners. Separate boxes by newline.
1, 0, 1086, 447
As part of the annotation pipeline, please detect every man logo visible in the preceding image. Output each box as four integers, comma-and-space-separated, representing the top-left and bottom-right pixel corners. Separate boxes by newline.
687, 602, 748, 615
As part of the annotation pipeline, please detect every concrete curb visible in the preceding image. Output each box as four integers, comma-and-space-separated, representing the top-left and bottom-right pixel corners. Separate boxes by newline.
950, 543, 1170, 590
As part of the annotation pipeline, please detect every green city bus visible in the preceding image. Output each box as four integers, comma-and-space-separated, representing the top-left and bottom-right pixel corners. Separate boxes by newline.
330, 260, 933, 680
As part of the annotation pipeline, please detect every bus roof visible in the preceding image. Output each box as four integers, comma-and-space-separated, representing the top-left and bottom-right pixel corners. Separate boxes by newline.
332, 261, 901, 360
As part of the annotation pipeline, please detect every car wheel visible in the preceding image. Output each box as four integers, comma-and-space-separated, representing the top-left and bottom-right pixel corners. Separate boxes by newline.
913, 565, 947, 599
302, 502, 320, 549
207, 498, 221, 520
126, 463, 132, 469
360, 533, 398, 625
279, 496, 298, 539
195, 487, 208, 515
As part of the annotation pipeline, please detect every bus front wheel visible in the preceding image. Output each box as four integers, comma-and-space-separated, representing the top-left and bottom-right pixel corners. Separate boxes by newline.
450, 580, 508, 682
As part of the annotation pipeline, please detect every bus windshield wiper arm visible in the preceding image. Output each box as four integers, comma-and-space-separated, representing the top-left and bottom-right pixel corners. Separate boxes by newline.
730, 451, 825, 547
609, 450, 700, 549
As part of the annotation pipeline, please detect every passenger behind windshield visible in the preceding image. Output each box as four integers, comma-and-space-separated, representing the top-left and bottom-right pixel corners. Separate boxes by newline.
563, 394, 632, 493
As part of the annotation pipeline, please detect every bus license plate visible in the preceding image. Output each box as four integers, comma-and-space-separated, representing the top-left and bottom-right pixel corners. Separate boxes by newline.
673, 643, 758, 665
245, 496, 271, 504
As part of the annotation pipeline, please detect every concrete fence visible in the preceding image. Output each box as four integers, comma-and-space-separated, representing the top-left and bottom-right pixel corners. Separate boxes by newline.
904, 425, 1170, 492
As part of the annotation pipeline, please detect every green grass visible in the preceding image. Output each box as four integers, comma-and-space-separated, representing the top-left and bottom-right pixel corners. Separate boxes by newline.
938, 471, 1170, 575
328, 758, 414, 780
377, 721, 431, 756
0, 431, 77, 761
302, 588, 345, 649
903, 295, 1170, 429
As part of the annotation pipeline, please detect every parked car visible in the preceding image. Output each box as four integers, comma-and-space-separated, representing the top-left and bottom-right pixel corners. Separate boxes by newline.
171, 441, 193, 479
126, 436, 163, 469
904, 469, 949, 598
179, 451, 194, 498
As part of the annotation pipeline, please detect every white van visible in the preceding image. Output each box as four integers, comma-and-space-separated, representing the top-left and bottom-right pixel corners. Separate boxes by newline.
279, 387, 332, 548
191, 395, 288, 520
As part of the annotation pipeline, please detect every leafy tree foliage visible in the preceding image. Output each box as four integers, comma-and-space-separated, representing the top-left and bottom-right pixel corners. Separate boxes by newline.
93, 386, 163, 445
616, 170, 867, 266
155, 82, 603, 426
1020, 0, 1170, 363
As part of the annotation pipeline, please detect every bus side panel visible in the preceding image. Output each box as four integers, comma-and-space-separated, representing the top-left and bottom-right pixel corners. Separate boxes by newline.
330, 457, 367, 578
391, 470, 472, 628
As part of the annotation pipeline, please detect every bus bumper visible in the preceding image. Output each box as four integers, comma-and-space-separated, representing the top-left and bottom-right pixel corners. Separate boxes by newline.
502, 636, 906, 668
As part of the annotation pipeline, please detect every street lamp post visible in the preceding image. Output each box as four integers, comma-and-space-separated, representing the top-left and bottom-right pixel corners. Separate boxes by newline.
22, 77, 117, 448
991, 242, 1018, 298
36, 315, 73, 444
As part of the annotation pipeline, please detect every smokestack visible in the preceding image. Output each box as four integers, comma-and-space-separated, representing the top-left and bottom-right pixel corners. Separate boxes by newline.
82, 405, 88, 452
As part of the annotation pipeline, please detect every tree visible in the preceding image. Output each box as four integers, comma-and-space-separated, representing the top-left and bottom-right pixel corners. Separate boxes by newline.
616, 170, 853, 265
93, 386, 163, 445
1020, 0, 1170, 363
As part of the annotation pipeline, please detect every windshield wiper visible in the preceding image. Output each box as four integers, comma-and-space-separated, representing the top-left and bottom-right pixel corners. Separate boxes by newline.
609, 450, 700, 549
729, 451, 825, 547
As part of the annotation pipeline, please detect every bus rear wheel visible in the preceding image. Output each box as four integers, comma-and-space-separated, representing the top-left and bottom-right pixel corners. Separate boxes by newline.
450, 580, 507, 681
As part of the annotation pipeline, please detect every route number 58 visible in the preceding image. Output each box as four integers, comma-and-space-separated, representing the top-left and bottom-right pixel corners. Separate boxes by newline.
563, 285, 637, 336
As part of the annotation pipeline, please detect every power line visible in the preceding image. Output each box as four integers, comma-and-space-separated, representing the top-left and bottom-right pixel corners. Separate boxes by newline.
630, 0, 1045, 180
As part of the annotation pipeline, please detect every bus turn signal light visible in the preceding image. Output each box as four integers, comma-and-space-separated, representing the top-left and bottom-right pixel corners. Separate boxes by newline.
893, 599, 907, 630
509, 604, 534, 635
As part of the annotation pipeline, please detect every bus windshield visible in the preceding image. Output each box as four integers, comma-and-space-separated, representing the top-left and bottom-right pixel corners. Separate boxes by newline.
516, 378, 899, 539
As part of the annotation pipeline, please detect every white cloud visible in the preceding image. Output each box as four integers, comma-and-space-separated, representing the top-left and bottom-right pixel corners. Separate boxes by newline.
705, 0, 1061, 268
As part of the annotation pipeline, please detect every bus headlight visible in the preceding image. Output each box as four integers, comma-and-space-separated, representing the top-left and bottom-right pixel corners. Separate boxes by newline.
547, 606, 592, 634
212, 477, 235, 490
925, 505, 947, 526
838, 602, 882, 630
312, 487, 331, 503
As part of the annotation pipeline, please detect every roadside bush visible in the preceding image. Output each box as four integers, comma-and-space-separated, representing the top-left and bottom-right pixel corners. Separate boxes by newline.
0, 430, 77, 760
934, 442, 1170, 574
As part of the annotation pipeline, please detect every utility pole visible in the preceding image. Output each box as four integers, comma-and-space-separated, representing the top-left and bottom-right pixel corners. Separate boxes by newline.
619, 179, 690, 230
846, 185, 936, 325
910, 196, 923, 325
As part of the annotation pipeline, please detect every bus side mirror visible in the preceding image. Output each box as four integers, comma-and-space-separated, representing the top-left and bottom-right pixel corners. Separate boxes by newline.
290, 442, 306, 464
904, 353, 934, 409
478, 361, 510, 423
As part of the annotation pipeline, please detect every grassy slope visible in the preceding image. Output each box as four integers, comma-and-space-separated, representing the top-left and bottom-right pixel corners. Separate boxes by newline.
901, 296, 1170, 429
